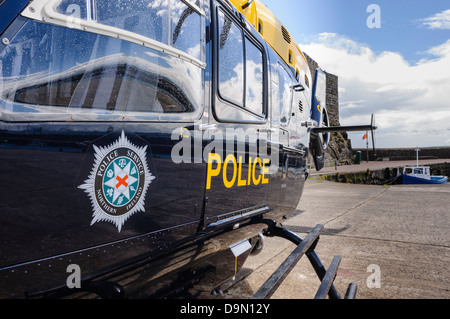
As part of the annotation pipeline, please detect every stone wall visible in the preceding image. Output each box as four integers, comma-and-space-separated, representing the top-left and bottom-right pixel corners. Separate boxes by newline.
325, 73, 339, 124
354, 147, 450, 162
303, 52, 353, 167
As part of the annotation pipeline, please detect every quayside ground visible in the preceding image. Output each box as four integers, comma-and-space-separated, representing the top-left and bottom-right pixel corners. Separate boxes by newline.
191, 177, 450, 299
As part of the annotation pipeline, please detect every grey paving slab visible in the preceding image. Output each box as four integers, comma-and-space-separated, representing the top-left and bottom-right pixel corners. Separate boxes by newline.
218, 180, 450, 299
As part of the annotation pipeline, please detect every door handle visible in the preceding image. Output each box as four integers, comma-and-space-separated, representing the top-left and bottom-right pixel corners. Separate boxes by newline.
197, 124, 218, 131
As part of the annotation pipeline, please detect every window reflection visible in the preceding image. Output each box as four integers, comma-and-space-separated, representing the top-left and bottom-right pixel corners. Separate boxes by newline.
57, 0, 170, 44
0, 20, 201, 116
278, 63, 292, 124
245, 38, 263, 115
217, 10, 264, 116
56, 0, 202, 60
218, 10, 244, 107
171, 0, 202, 60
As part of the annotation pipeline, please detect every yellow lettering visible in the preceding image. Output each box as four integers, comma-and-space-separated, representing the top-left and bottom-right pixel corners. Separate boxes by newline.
237, 156, 247, 187
207, 153, 222, 190
180, 127, 190, 139
252, 157, 262, 186
262, 158, 270, 184
223, 154, 237, 189
206, 153, 269, 189
248, 157, 252, 185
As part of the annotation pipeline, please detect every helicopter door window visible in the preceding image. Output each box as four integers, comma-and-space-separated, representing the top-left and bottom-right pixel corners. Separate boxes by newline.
278, 63, 293, 124
245, 38, 264, 115
217, 10, 245, 107
216, 9, 266, 119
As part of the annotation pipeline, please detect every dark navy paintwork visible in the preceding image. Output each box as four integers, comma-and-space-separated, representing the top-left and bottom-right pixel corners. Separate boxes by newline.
0, 0, 311, 298
0, 0, 29, 36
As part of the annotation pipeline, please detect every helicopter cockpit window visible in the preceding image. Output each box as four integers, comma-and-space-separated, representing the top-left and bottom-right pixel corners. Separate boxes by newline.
55, 0, 202, 61
0, 0, 205, 122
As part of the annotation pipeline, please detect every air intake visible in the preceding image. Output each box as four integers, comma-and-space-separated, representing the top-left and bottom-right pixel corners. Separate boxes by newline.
281, 26, 291, 44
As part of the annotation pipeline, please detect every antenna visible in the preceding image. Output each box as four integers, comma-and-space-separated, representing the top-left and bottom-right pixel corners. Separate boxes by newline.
416, 146, 420, 167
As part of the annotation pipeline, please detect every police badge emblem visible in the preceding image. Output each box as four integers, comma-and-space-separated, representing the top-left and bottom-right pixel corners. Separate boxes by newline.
79, 131, 155, 232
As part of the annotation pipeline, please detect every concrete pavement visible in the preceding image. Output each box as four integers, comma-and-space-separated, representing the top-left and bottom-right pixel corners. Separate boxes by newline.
218, 180, 450, 299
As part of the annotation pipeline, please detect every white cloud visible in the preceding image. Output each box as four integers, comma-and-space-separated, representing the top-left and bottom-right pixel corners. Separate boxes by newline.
300, 33, 450, 148
419, 9, 450, 30
340, 100, 365, 110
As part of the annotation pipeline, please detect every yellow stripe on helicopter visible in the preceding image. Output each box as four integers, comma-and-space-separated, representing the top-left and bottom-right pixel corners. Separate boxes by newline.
228, 0, 311, 84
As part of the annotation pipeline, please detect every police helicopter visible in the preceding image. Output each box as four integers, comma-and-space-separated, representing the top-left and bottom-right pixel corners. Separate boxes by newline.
0, 0, 376, 299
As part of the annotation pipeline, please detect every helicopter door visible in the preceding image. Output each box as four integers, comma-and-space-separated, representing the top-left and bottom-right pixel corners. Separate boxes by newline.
291, 81, 311, 150
201, 7, 270, 229
267, 61, 306, 214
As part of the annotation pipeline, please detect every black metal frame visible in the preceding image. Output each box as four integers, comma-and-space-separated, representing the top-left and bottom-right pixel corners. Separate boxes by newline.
252, 219, 357, 299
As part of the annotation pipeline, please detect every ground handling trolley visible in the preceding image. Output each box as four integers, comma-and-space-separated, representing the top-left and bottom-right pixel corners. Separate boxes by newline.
251, 220, 357, 299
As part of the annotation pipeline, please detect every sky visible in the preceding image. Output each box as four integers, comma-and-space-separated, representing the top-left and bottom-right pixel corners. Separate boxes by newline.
259, 0, 450, 149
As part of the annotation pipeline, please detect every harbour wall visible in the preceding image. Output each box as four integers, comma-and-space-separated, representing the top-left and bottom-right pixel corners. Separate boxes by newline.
318, 162, 450, 185
354, 147, 450, 162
